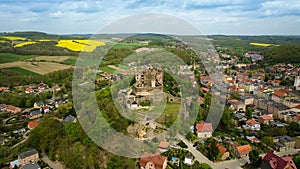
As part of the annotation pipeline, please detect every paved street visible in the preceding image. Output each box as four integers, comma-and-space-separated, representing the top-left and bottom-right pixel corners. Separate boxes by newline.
178, 134, 249, 169
178, 134, 300, 169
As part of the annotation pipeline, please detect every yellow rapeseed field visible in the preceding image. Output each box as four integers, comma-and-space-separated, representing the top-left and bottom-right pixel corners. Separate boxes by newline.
1, 36, 26, 41
250, 42, 279, 47
56, 40, 105, 52
14, 41, 37, 48
38, 39, 51, 42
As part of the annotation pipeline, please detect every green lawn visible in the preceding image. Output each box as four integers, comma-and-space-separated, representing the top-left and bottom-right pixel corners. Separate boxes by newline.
2, 67, 40, 76
99, 66, 116, 73
0, 53, 37, 63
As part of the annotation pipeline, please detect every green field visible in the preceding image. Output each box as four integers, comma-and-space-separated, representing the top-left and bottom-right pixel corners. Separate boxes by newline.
2, 67, 40, 76
113, 43, 143, 49
0, 53, 37, 63
63, 58, 77, 65
99, 66, 116, 73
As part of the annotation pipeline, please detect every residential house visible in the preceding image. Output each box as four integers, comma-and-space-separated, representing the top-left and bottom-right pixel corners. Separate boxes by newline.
52, 85, 61, 92
18, 149, 39, 166
217, 144, 230, 161
30, 110, 42, 119
0, 104, 7, 112
267, 102, 291, 119
243, 119, 260, 130
259, 115, 274, 125
240, 95, 254, 105
27, 120, 39, 130
195, 120, 213, 138
21, 163, 41, 169
231, 101, 246, 112
0, 86, 9, 92
7, 105, 21, 114
33, 101, 44, 109
261, 151, 297, 169
184, 153, 194, 165
274, 136, 295, 152
234, 113, 247, 122
38, 84, 45, 91
10, 159, 21, 169
25, 87, 34, 94
246, 136, 260, 143
140, 152, 167, 169
42, 105, 50, 113
64, 115, 77, 123
233, 144, 252, 158
158, 141, 170, 153
256, 87, 273, 99
280, 111, 299, 122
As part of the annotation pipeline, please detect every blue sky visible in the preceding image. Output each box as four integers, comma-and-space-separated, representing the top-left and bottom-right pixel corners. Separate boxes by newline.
0, 0, 300, 35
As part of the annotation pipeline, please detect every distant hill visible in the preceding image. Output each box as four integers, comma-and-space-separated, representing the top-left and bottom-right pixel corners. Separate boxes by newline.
0, 31, 89, 40
263, 44, 300, 64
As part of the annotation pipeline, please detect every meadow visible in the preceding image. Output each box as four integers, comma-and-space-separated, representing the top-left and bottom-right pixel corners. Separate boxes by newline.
0, 61, 72, 75
99, 66, 116, 73
113, 43, 143, 49
3, 67, 40, 76
0, 53, 37, 63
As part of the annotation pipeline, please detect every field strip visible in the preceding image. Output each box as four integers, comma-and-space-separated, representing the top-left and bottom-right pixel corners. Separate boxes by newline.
27, 56, 72, 62
0, 61, 72, 75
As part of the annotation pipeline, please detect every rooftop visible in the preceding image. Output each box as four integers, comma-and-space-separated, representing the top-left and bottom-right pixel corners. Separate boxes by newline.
18, 149, 38, 159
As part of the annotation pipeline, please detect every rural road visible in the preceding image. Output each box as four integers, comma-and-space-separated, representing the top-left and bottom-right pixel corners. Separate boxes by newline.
41, 152, 65, 169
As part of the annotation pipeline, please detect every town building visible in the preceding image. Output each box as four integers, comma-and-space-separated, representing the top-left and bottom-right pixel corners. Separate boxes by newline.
18, 149, 39, 166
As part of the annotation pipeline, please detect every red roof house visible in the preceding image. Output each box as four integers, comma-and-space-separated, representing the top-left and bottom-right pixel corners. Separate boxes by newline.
140, 152, 167, 169
262, 151, 297, 169
196, 120, 213, 138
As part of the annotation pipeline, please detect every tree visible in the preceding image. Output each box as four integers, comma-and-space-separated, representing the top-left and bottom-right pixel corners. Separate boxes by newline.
220, 107, 234, 131
207, 138, 220, 161
261, 136, 274, 146
289, 121, 299, 132
192, 161, 213, 169
293, 155, 300, 169
230, 92, 240, 100
249, 149, 261, 166
245, 106, 253, 119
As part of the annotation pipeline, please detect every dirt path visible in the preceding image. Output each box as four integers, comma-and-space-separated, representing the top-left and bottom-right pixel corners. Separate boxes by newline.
41, 152, 65, 169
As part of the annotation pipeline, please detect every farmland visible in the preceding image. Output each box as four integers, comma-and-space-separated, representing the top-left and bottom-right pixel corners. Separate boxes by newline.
113, 43, 144, 49
14, 41, 37, 48
99, 66, 116, 73
0, 36, 26, 41
56, 40, 105, 52
0, 53, 37, 63
250, 42, 280, 47
3, 67, 40, 76
28, 56, 72, 62
0, 61, 72, 75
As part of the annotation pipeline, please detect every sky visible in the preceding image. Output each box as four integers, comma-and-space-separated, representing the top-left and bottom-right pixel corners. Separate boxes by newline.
0, 0, 300, 35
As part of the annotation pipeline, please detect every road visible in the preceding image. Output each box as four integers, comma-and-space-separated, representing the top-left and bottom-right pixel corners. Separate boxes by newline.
178, 134, 300, 169
177, 134, 247, 169
11, 131, 29, 149
41, 152, 65, 169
